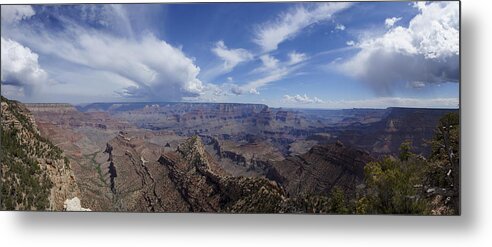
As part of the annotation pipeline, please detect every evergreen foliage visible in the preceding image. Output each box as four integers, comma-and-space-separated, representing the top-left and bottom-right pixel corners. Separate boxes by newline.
1, 96, 68, 210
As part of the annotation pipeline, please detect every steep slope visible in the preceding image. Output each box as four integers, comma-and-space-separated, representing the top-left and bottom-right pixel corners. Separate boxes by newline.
25, 103, 135, 211
267, 141, 373, 198
102, 131, 189, 212
1, 96, 81, 210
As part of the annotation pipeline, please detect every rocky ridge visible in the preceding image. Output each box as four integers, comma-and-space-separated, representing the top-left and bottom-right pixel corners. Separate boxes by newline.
100, 132, 360, 213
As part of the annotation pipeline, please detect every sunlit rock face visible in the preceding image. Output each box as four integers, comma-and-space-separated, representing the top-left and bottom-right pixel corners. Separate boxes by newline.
64, 197, 91, 211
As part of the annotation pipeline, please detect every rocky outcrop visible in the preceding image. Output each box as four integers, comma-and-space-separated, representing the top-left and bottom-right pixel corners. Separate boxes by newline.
100, 132, 190, 212
199, 135, 283, 176
64, 197, 91, 211
97, 132, 290, 212
267, 141, 373, 198
1, 96, 81, 211
158, 136, 290, 213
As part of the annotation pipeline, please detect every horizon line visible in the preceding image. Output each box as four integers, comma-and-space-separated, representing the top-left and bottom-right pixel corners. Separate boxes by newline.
20, 100, 460, 111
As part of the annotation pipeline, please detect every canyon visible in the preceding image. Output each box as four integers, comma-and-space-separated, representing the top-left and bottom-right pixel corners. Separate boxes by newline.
1, 99, 458, 212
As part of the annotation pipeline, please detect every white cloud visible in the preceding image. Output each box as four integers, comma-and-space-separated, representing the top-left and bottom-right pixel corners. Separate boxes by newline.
38, 5, 134, 37
413, 2, 428, 11
409, 81, 426, 89
248, 88, 260, 95
211, 40, 253, 73
182, 83, 228, 103
233, 52, 307, 95
259, 54, 280, 70
230, 67, 290, 95
223, 3, 350, 95
1, 37, 49, 96
1, 5, 215, 102
283, 94, 324, 104
253, 2, 352, 52
230, 86, 243, 96
287, 51, 307, 65
5, 17, 208, 101
335, 24, 346, 31
1, 5, 35, 24
385, 17, 402, 28
346, 40, 355, 46
247, 68, 289, 89
338, 1, 459, 95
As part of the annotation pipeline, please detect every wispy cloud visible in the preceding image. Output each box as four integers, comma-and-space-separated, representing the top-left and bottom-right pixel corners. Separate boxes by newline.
259, 54, 280, 70
253, 2, 352, 52
287, 51, 308, 65
2, 5, 211, 101
230, 53, 307, 95
212, 3, 351, 97
211, 40, 253, 73
231, 67, 290, 95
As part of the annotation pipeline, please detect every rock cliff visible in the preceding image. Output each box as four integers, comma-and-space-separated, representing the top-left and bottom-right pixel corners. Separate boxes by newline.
267, 141, 373, 198
1, 96, 81, 210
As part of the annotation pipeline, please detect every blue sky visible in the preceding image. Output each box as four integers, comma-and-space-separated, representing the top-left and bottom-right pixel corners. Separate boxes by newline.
0, 2, 459, 108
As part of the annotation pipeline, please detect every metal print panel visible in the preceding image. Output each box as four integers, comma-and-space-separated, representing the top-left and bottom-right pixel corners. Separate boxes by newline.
0, 1, 460, 214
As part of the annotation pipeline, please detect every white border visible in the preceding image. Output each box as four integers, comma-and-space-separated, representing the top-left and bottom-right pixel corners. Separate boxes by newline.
1, 1, 491, 246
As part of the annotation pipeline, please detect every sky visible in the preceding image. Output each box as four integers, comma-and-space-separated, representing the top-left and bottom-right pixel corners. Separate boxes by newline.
0, 2, 460, 108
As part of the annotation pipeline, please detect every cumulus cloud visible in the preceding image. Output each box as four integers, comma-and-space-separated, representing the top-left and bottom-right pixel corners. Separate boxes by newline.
84, 33, 205, 100
254, 2, 352, 52
385, 17, 402, 28
1, 5, 35, 24
1, 37, 49, 96
287, 51, 307, 65
283, 94, 324, 104
338, 1, 459, 95
211, 40, 253, 73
